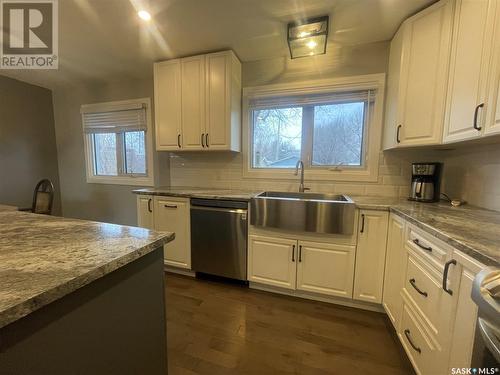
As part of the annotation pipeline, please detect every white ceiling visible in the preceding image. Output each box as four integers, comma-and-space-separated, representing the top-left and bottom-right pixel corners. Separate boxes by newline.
0, 0, 435, 89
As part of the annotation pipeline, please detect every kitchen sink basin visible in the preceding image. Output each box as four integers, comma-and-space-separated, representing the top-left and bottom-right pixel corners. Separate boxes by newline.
250, 191, 356, 235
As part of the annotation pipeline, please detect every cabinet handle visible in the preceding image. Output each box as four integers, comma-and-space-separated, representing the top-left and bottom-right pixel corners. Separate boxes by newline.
298, 245, 302, 262
201, 133, 205, 148
409, 278, 428, 297
164, 204, 178, 209
177, 134, 181, 148
147, 198, 152, 213
360, 214, 365, 233
404, 329, 421, 354
292, 244, 295, 262
412, 238, 432, 252
473, 103, 484, 131
443, 259, 457, 295
206, 133, 209, 148
396, 124, 402, 143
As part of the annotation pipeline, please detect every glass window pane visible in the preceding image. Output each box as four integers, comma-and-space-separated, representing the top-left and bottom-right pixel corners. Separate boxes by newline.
124, 131, 146, 174
312, 102, 365, 167
252, 107, 303, 168
93, 133, 118, 176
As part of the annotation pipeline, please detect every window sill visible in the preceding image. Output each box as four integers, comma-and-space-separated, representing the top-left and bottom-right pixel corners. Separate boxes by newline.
86, 175, 154, 187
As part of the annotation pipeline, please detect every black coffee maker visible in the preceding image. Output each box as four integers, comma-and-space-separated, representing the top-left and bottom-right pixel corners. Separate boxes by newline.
409, 163, 442, 202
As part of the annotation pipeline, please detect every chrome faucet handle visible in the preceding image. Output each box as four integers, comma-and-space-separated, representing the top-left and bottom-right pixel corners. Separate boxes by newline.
303, 187, 311, 192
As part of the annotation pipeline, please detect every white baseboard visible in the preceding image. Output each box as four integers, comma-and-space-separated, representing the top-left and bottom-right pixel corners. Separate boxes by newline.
249, 282, 385, 313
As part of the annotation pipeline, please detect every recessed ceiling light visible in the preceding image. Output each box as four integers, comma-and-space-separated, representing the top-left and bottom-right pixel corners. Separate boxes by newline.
138, 10, 152, 21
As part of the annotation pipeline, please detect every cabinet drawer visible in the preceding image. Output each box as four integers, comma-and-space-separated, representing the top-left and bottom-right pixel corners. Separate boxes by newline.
403, 254, 455, 343
400, 303, 440, 375
405, 224, 451, 268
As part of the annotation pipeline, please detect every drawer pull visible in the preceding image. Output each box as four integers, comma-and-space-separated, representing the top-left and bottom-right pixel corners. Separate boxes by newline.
164, 204, 178, 209
404, 329, 421, 354
147, 198, 152, 213
409, 278, 428, 297
292, 245, 295, 262
413, 238, 432, 252
443, 259, 457, 295
473, 103, 484, 131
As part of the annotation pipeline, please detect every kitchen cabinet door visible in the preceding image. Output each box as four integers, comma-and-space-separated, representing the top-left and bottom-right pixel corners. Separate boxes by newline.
382, 214, 406, 329
136, 195, 154, 230
248, 235, 297, 290
353, 210, 389, 303
296, 240, 356, 298
154, 60, 182, 151
383, 24, 405, 150
398, 0, 453, 146
181, 55, 206, 150
443, 0, 497, 143
485, 3, 500, 136
205, 51, 242, 151
154, 197, 191, 269
447, 252, 484, 371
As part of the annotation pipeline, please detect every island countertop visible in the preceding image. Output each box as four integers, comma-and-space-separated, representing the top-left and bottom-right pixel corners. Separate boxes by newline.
0, 211, 174, 329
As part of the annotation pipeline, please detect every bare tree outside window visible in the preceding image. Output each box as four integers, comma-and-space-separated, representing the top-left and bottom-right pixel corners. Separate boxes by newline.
312, 102, 364, 166
252, 107, 302, 168
93, 133, 118, 176
125, 131, 146, 174
251, 100, 367, 170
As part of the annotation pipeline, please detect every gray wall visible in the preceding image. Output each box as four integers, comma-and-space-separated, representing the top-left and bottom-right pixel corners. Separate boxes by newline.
0, 75, 61, 214
52, 78, 169, 225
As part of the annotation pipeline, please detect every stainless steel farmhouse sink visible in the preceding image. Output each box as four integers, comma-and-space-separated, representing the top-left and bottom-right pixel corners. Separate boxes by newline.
250, 191, 356, 235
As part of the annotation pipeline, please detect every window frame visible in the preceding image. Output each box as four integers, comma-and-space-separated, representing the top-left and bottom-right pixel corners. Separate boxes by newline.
242, 74, 385, 182
82, 98, 155, 186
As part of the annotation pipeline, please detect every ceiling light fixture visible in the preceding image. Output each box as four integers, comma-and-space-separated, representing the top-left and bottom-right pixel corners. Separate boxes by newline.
138, 10, 152, 21
287, 16, 329, 59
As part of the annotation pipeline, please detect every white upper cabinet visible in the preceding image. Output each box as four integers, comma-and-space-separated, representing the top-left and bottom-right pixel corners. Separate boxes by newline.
154, 60, 182, 150
205, 51, 242, 151
485, 2, 500, 136
443, 0, 498, 143
181, 55, 206, 150
384, 0, 453, 149
154, 50, 242, 152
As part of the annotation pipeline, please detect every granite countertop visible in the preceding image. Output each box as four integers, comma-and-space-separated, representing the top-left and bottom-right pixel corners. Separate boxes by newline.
133, 186, 262, 201
0, 211, 174, 329
352, 196, 500, 267
132, 187, 500, 268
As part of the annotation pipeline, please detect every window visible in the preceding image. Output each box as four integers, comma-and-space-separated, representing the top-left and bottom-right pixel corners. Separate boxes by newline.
243, 75, 385, 182
81, 98, 154, 186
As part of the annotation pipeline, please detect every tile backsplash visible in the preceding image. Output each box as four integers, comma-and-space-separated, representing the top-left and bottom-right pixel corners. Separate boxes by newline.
168, 143, 500, 212
168, 149, 442, 198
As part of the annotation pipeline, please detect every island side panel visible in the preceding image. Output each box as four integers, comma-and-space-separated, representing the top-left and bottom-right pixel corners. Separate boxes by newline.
0, 247, 167, 375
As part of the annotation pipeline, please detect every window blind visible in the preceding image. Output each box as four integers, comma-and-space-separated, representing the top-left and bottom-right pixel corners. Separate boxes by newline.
81, 102, 147, 134
248, 89, 376, 110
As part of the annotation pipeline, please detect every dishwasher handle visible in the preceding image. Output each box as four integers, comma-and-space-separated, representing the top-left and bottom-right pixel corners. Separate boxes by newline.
191, 205, 247, 217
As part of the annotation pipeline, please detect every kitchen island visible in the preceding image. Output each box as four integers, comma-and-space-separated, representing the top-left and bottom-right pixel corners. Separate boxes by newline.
0, 211, 174, 375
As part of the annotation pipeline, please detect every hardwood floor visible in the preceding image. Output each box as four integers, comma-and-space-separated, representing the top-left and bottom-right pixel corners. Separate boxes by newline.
165, 273, 414, 375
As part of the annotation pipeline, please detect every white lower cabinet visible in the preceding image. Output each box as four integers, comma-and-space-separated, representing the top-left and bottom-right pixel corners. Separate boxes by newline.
248, 231, 357, 299
384, 215, 487, 375
154, 197, 191, 269
382, 213, 406, 328
136, 195, 191, 270
296, 241, 355, 298
247, 235, 296, 289
353, 210, 389, 303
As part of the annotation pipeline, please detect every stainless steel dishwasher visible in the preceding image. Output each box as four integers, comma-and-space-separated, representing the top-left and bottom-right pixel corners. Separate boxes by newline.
190, 198, 248, 281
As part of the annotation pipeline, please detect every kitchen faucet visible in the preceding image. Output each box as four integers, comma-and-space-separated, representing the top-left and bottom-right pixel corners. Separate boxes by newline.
294, 160, 310, 193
